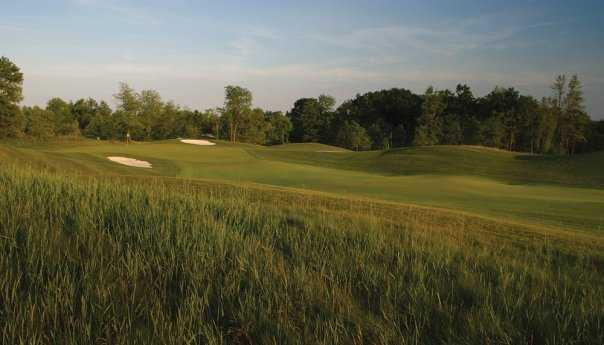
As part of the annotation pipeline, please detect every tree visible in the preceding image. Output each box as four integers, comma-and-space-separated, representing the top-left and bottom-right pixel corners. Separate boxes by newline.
71, 98, 100, 130
140, 89, 164, 139
223, 86, 252, 142
479, 87, 523, 151
114, 82, 141, 115
552, 75, 590, 155
334, 88, 422, 148
520, 98, 556, 154
551, 75, 566, 109
336, 120, 371, 151
318, 94, 335, 114
0, 56, 24, 138
441, 116, 463, 145
413, 87, 444, 146
580, 120, 604, 152
85, 101, 113, 139
23, 106, 56, 139
265, 111, 292, 145
534, 99, 558, 154
239, 108, 267, 144
562, 75, 589, 154
288, 98, 323, 142
47, 98, 79, 136
151, 101, 179, 140
288, 94, 336, 143
205, 108, 221, 139
481, 114, 506, 148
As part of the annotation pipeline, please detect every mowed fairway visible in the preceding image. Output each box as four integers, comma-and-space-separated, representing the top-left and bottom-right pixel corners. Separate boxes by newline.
2, 139, 603, 233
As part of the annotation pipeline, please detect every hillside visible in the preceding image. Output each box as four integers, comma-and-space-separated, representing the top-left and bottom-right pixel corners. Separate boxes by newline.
256, 145, 604, 187
1, 163, 603, 344
1, 140, 603, 233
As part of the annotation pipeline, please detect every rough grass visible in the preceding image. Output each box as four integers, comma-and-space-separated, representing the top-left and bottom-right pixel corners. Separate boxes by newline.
1, 163, 604, 344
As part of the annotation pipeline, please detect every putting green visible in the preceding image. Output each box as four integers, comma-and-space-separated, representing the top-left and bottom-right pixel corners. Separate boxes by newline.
2, 139, 603, 233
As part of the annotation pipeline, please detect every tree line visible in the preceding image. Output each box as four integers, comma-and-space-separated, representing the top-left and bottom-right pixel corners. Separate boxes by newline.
1, 56, 602, 154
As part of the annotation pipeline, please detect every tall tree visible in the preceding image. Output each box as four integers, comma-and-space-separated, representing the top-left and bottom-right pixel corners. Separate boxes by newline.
288, 96, 335, 143
223, 86, 252, 142
441, 116, 463, 145
140, 89, 164, 139
47, 98, 79, 136
114, 82, 141, 116
334, 88, 422, 148
551, 75, 566, 109
84, 101, 113, 139
265, 111, 292, 145
414, 87, 445, 146
481, 114, 506, 148
238, 108, 267, 144
335, 120, 371, 151
551, 74, 590, 154
562, 75, 589, 154
205, 108, 221, 139
71, 98, 100, 130
0, 56, 24, 138
23, 106, 56, 139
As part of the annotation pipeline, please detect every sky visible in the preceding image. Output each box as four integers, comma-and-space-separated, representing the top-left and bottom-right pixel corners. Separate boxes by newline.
1, 0, 603, 119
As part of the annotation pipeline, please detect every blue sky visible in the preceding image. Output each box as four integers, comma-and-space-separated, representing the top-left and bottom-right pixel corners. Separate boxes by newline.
2, 0, 603, 118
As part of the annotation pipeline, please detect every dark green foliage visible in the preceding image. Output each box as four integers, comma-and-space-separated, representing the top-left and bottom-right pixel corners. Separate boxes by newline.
441, 116, 463, 145
0, 98, 23, 138
223, 85, 253, 142
84, 101, 114, 139
0, 57, 24, 138
0, 57, 600, 154
47, 98, 79, 136
332, 88, 423, 148
580, 120, 604, 152
288, 97, 334, 143
237, 108, 268, 144
480, 114, 506, 148
22, 106, 57, 139
265, 111, 292, 145
335, 120, 371, 151
413, 87, 445, 146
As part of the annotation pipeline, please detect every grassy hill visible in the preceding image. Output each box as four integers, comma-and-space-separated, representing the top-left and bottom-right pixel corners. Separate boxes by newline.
1, 163, 603, 344
1, 139, 604, 343
1, 139, 603, 232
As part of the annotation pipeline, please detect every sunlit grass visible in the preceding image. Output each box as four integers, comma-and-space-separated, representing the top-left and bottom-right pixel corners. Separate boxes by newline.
2, 139, 603, 232
1, 163, 603, 344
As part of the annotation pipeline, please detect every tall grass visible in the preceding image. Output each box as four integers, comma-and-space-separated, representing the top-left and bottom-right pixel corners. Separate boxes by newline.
1, 164, 603, 344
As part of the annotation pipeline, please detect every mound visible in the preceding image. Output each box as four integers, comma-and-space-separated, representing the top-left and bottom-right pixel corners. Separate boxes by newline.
107, 156, 152, 168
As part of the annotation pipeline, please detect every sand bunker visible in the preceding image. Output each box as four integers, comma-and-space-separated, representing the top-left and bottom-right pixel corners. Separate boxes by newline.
181, 139, 216, 146
107, 156, 152, 168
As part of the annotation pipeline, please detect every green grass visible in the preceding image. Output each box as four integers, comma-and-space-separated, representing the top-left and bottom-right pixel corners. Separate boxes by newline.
1, 139, 603, 232
1, 163, 603, 344
2, 139, 604, 343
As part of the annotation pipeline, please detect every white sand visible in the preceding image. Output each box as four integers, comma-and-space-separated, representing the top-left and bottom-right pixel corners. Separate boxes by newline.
180, 139, 216, 146
107, 156, 152, 168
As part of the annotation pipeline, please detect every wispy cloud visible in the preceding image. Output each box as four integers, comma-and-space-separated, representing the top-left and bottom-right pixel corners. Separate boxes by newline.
227, 27, 282, 59
314, 20, 557, 57
72, 0, 159, 24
